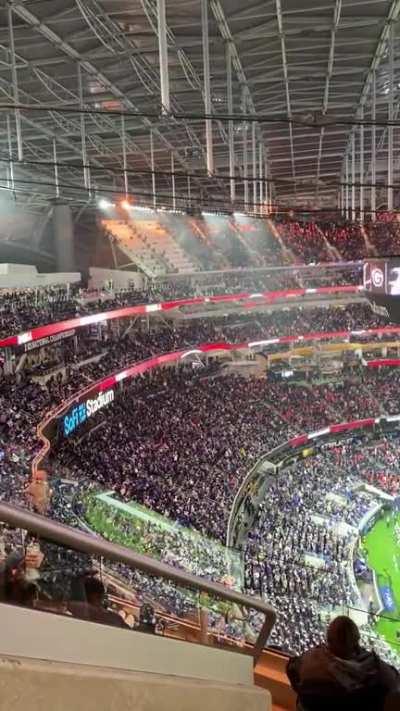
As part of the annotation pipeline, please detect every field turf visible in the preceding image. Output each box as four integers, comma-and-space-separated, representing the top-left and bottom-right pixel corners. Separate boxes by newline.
363, 513, 400, 654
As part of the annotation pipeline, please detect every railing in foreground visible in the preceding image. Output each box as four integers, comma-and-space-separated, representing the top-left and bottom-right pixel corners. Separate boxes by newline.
0, 502, 275, 665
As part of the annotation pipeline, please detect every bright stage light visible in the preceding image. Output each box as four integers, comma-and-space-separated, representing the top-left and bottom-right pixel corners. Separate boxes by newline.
98, 198, 112, 210
121, 200, 131, 210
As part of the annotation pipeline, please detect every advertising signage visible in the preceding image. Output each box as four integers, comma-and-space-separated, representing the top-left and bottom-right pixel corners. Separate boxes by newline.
62, 388, 115, 437
23, 329, 76, 353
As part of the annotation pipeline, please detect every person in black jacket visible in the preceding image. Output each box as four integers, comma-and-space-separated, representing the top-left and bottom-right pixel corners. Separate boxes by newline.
287, 616, 400, 711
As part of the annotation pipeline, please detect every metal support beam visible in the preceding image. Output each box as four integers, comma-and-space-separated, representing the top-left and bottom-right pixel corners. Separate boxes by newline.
276, 0, 296, 183
121, 114, 128, 197
201, 0, 214, 176
187, 175, 191, 208
8, 5, 23, 161
371, 71, 376, 220
359, 106, 364, 223
388, 22, 394, 211
345, 153, 349, 220
210, 0, 272, 204
259, 143, 263, 215
77, 63, 90, 192
315, 0, 342, 200
156, 0, 170, 114
226, 42, 235, 203
242, 88, 249, 211
351, 132, 356, 221
150, 130, 156, 210
53, 138, 60, 198
340, 171, 344, 217
252, 121, 257, 211
12, 0, 204, 192
341, 1, 400, 199
264, 158, 269, 214
171, 152, 176, 211
6, 114, 14, 192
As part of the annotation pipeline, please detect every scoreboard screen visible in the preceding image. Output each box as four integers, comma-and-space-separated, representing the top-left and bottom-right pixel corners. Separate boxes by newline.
364, 259, 400, 322
364, 260, 400, 295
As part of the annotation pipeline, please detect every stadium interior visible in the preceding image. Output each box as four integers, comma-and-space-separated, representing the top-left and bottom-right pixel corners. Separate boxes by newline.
3, 1, 400, 710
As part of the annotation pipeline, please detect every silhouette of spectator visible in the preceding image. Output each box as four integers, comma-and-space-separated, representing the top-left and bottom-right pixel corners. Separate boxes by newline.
287, 616, 400, 711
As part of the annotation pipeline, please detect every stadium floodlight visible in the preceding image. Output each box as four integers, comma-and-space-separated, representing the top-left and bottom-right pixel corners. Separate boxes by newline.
121, 200, 131, 210
98, 198, 112, 210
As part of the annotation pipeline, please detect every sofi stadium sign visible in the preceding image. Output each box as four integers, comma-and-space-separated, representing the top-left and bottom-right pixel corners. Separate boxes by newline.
62, 389, 115, 437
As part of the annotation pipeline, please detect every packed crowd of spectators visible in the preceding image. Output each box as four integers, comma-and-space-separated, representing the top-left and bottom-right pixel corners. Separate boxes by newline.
247, 439, 400, 665
44, 364, 400, 666
0, 297, 395, 518
130, 212, 400, 269
367, 219, 400, 256
0, 264, 362, 341
274, 214, 400, 263
2, 277, 400, 663
2, 298, 389, 430
276, 221, 333, 262
51, 366, 400, 538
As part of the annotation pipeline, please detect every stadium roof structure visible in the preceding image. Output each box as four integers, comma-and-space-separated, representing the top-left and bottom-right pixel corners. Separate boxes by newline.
0, 0, 399, 214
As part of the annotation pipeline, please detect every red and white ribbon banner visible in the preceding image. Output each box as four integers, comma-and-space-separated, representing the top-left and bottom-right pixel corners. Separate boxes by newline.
0, 284, 363, 349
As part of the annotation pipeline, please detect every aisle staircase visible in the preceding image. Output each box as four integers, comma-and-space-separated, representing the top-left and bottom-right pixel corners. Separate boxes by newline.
102, 219, 167, 277
131, 217, 198, 273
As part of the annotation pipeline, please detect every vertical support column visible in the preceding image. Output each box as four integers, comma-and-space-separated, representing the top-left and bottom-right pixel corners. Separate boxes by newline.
264, 158, 269, 214
53, 202, 75, 272
171, 152, 176, 211
157, 0, 170, 114
8, 5, 23, 161
252, 122, 257, 212
226, 42, 235, 203
259, 143, 263, 214
121, 114, 129, 198
187, 175, 191, 209
77, 64, 90, 192
53, 138, 60, 198
359, 107, 364, 223
388, 22, 394, 212
340, 171, 344, 217
345, 154, 349, 220
242, 89, 249, 211
7, 114, 14, 192
371, 71, 376, 221
150, 130, 156, 209
351, 132, 356, 222
201, 0, 214, 175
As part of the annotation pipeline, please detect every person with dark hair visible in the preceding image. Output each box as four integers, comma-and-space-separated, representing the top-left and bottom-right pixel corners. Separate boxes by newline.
287, 616, 400, 711
83, 577, 128, 628
69, 576, 127, 629
136, 603, 157, 634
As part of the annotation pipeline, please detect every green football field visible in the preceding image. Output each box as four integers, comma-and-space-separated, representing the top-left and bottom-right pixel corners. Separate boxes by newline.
363, 512, 400, 653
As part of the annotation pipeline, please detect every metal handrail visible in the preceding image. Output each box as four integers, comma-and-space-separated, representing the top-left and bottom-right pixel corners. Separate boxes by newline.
0, 502, 275, 664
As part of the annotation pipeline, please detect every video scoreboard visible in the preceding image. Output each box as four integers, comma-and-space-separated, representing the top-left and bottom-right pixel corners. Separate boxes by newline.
364, 259, 400, 321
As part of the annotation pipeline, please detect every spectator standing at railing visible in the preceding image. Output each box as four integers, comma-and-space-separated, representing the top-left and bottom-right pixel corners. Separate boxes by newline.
287, 616, 400, 711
